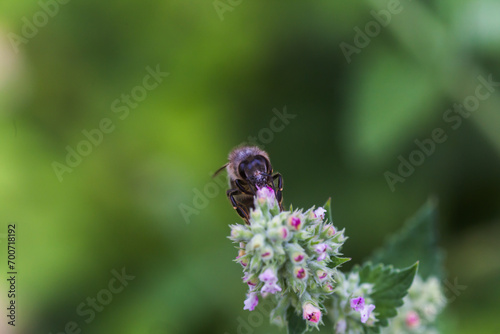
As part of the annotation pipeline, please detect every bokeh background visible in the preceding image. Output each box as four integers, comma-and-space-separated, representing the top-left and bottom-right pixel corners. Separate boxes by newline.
1, 0, 499, 333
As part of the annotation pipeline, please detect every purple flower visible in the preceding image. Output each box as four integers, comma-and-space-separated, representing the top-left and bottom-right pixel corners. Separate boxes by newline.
314, 207, 326, 219
314, 243, 331, 261
359, 304, 376, 323
259, 268, 277, 283
259, 268, 282, 294
350, 297, 365, 311
261, 282, 282, 294
351, 297, 375, 323
243, 292, 259, 311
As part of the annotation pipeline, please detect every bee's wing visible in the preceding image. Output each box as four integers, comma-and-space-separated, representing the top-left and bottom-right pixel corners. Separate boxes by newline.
212, 163, 229, 177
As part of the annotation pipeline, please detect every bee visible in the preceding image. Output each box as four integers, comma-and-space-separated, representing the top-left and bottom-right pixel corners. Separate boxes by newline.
214, 146, 283, 224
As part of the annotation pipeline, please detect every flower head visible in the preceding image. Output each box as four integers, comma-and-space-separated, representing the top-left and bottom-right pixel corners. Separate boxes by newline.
228, 193, 349, 328
303, 303, 322, 323
243, 292, 259, 311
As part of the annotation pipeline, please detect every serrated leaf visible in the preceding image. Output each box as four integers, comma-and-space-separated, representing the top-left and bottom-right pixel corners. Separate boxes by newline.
368, 198, 444, 279
286, 306, 307, 334
358, 262, 418, 328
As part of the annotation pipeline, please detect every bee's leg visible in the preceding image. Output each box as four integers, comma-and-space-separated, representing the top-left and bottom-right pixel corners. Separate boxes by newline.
272, 173, 284, 211
235, 179, 254, 195
227, 189, 250, 224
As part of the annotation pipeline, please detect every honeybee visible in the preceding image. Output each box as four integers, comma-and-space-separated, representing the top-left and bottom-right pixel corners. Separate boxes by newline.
214, 146, 284, 224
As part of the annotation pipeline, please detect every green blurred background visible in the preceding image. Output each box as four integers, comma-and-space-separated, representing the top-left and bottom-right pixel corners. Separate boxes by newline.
1, 0, 499, 333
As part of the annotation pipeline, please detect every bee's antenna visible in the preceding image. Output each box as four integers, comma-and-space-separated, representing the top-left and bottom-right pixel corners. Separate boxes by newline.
212, 163, 229, 177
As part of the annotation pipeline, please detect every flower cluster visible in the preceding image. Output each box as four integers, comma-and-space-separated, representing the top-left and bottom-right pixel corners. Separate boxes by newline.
229, 186, 347, 329
326, 271, 377, 333
380, 276, 446, 334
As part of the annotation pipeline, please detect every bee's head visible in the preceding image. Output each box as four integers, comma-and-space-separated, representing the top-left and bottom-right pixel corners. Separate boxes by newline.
238, 155, 270, 187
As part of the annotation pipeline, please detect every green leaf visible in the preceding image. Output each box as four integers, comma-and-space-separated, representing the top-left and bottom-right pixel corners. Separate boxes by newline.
358, 262, 418, 329
368, 198, 444, 279
329, 256, 351, 269
323, 197, 333, 224
286, 306, 307, 334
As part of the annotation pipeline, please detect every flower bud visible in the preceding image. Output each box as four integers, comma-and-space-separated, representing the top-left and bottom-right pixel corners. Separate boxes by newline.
230, 225, 251, 241
323, 224, 336, 237
267, 226, 289, 242
323, 282, 334, 293
260, 245, 274, 261
405, 311, 420, 329
302, 303, 322, 323
269, 216, 282, 228
257, 185, 276, 208
250, 207, 263, 220
236, 255, 249, 267
294, 267, 307, 280
292, 252, 305, 263
288, 216, 302, 230
280, 227, 290, 240
244, 274, 259, 289
248, 234, 265, 250
316, 270, 328, 281
286, 243, 307, 263
243, 292, 259, 311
